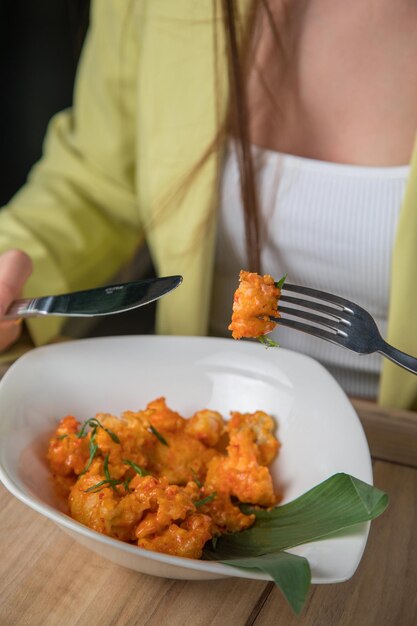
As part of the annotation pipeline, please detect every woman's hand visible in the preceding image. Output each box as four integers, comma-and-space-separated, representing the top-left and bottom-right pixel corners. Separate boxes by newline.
0, 249, 33, 352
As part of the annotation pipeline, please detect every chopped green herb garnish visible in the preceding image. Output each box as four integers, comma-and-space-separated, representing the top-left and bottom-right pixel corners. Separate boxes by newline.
76, 418, 98, 439
257, 335, 280, 348
275, 274, 287, 289
123, 459, 149, 477
77, 417, 120, 444
194, 492, 217, 508
103, 453, 111, 481
149, 425, 169, 447
104, 453, 121, 492
123, 476, 133, 491
77, 418, 120, 475
79, 440, 98, 476
104, 427, 120, 444
84, 478, 123, 493
84, 453, 124, 493
56, 434, 68, 440
84, 456, 152, 493
190, 468, 202, 488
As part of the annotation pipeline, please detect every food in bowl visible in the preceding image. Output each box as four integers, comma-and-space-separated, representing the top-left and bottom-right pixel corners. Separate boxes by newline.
47, 397, 280, 559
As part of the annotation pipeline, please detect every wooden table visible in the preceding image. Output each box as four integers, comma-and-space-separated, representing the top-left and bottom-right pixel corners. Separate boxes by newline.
1, 390, 416, 625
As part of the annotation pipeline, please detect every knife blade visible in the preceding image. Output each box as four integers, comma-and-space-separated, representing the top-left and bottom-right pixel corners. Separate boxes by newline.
1, 275, 183, 320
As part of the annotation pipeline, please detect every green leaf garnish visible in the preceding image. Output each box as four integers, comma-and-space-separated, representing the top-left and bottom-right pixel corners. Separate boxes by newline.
214, 473, 388, 557
223, 552, 310, 615
257, 335, 280, 348
149, 425, 169, 447
123, 459, 149, 477
56, 434, 68, 440
205, 473, 388, 615
194, 492, 216, 508
275, 274, 287, 289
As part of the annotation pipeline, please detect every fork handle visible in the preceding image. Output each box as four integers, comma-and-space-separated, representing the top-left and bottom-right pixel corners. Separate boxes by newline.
378, 340, 417, 375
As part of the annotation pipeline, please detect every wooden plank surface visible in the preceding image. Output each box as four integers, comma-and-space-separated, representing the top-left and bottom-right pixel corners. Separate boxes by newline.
352, 399, 417, 468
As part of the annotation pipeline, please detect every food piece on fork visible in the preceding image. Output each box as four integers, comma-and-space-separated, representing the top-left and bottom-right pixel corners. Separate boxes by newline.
229, 270, 281, 339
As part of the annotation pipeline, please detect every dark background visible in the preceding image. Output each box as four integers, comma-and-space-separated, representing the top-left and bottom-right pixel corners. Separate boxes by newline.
0, 0, 156, 336
0, 0, 90, 205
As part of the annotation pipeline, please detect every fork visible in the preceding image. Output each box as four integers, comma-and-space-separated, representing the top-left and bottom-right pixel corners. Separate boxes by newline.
273, 283, 417, 375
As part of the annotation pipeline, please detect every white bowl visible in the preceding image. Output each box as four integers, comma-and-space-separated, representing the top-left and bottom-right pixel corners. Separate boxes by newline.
0, 335, 372, 583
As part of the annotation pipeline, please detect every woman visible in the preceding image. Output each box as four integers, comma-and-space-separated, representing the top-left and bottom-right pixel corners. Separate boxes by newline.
0, 0, 416, 409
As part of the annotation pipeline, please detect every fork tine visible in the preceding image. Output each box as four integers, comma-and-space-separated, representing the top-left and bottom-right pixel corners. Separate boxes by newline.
280, 294, 351, 320
278, 305, 350, 331
276, 316, 349, 347
283, 283, 355, 311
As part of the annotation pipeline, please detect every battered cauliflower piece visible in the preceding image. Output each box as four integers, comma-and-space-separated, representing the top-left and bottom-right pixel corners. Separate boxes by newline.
47, 415, 90, 477
138, 514, 213, 559
134, 476, 200, 539
184, 409, 224, 447
228, 410, 280, 466
95, 412, 152, 479
199, 492, 255, 533
145, 397, 185, 432
144, 398, 221, 485
204, 411, 279, 508
68, 460, 122, 536
229, 270, 281, 339
146, 430, 219, 485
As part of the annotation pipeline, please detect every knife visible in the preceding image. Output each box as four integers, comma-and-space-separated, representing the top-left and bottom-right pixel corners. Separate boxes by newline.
1, 275, 183, 320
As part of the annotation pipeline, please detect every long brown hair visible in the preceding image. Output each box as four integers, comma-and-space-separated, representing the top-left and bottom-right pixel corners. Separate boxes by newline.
223, 0, 261, 273
222, 0, 292, 274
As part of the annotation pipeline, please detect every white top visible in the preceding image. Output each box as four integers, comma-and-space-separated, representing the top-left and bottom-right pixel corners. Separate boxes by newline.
211, 141, 410, 398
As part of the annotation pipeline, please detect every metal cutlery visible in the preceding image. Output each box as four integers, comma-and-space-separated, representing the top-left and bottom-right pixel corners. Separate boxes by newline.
274, 283, 417, 375
1, 275, 182, 320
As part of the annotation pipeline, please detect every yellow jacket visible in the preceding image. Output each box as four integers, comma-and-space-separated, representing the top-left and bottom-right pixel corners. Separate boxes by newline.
0, 1, 416, 410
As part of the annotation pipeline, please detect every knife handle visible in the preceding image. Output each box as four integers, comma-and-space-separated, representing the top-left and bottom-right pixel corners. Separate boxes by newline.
1, 298, 41, 320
